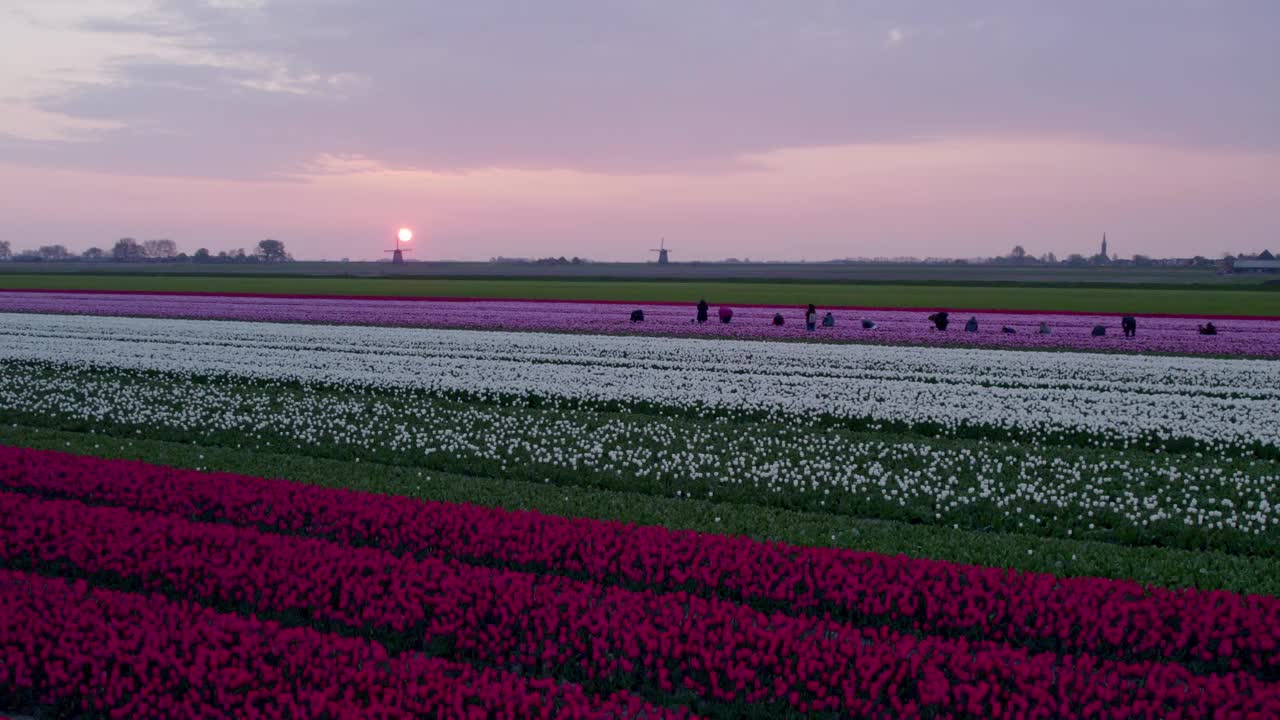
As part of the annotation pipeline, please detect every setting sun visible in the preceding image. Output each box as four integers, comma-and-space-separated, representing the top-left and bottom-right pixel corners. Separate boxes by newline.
397, 228, 413, 243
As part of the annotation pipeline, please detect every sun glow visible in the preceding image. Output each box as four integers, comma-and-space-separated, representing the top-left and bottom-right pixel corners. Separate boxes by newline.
397, 227, 413, 243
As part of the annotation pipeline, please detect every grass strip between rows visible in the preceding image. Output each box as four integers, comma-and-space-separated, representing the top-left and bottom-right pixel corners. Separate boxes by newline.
4, 424, 1277, 597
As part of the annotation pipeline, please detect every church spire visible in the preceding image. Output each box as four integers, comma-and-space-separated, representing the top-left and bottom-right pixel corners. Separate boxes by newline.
1101, 233, 1108, 260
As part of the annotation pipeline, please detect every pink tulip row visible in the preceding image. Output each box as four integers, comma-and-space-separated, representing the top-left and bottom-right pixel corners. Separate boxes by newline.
3, 445, 1277, 680
3, 289, 1277, 357
0, 567, 690, 720
3, 490, 1277, 719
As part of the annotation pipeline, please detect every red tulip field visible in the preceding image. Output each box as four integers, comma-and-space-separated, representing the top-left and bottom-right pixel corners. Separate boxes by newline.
1, 298, 1279, 717
1, 447, 1279, 718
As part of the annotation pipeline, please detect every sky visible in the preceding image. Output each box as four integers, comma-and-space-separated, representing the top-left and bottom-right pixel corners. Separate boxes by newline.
1, 1, 1277, 262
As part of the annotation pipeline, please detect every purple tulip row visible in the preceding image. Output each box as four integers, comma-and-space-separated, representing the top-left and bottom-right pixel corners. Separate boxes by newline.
4, 489, 1278, 718
2, 290, 1277, 356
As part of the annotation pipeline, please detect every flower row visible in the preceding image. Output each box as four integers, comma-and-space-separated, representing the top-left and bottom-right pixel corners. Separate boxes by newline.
4, 446, 1278, 680
2, 290, 1277, 357
0, 567, 687, 720
4, 489, 1278, 718
2, 312, 1278, 452
5, 359, 1276, 552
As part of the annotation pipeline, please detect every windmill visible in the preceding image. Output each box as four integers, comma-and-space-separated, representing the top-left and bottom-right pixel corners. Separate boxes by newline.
387, 228, 413, 265
650, 238, 671, 265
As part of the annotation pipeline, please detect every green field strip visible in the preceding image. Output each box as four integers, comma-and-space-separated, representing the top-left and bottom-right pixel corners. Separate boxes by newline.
2, 273, 1279, 315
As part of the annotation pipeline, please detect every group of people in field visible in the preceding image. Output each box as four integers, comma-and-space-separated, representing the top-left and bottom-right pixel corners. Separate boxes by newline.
626, 301, 1223, 337
671, 300, 863, 332
630, 300, 862, 331
929, 311, 1051, 335
928, 311, 1219, 337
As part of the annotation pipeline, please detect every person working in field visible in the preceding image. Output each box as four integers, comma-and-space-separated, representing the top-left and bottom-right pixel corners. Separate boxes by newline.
822, 312, 835, 328
696, 299, 709, 324
772, 313, 785, 326
1199, 322, 1218, 335
1038, 321, 1051, 335
928, 311, 949, 331
718, 306, 733, 324
630, 309, 644, 323
964, 316, 979, 333
1122, 316, 1137, 337
805, 304, 818, 331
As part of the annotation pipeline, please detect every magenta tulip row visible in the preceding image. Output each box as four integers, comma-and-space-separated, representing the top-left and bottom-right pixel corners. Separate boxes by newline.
3, 489, 1276, 718
0, 567, 687, 720
3, 446, 1279, 681
2, 290, 1277, 356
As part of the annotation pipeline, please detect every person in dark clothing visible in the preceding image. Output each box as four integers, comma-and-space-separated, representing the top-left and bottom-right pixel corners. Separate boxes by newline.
630, 309, 644, 323
861, 319, 877, 329
1199, 322, 1218, 335
696, 299, 709, 324
1001, 326, 1016, 334
927, 311, 949, 331
822, 312, 835, 328
718, 306, 733, 324
1122, 316, 1137, 337
1091, 325, 1106, 337
772, 313, 785, 326
964, 316, 979, 333
805, 304, 818, 331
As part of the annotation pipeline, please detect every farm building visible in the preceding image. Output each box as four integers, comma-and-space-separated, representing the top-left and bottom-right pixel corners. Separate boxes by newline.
1233, 259, 1280, 273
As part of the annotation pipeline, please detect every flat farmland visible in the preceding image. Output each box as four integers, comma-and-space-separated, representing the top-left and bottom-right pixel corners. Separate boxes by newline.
0, 259, 1266, 284
3, 286, 1280, 718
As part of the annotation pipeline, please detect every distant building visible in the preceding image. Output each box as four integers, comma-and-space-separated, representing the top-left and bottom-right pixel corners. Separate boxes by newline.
1087, 233, 1111, 265
1233, 260, 1280, 273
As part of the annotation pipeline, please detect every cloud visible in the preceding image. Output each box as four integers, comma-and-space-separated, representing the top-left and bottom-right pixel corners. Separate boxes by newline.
0, 102, 124, 142
1, 0, 1277, 181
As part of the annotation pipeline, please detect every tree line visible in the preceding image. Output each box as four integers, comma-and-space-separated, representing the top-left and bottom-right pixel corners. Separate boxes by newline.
988, 245, 1247, 268
0, 238, 292, 264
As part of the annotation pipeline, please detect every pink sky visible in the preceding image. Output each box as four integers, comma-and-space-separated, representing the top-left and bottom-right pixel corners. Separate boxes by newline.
1, 2, 1277, 261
